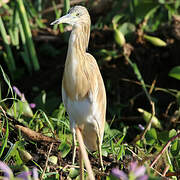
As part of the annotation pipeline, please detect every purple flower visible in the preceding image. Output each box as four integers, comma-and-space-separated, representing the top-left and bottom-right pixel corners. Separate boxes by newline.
112, 168, 128, 180
112, 161, 148, 180
16, 168, 38, 180
29, 103, 36, 109
13, 86, 26, 101
0, 161, 14, 179
16, 171, 32, 180
32, 167, 38, 180
13, 86, 36, 109
138, 124, 145, 131
130, 162, 148, 180
13, 86, 22, 98
0, 161, 38, 180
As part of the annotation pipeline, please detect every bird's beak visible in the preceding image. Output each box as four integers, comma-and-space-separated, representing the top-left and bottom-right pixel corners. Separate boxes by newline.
50, 14, 74, 25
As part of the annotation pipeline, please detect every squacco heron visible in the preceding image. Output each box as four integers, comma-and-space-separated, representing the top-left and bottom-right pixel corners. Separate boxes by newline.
51, 6, 106, 169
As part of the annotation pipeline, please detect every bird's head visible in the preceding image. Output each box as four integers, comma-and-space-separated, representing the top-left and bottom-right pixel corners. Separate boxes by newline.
50, 6, 90, 27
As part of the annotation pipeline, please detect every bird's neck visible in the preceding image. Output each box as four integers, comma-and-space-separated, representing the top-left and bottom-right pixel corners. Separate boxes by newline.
63, 23, 91, 100
68, 24, 90, 57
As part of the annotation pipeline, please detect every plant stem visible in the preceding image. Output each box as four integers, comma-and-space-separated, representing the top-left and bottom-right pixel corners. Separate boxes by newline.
64, 0, 70, 14
0, 16, 16, 74
17, 11, 32, 72
16, 0, 40, 71
150, 132, 180, 168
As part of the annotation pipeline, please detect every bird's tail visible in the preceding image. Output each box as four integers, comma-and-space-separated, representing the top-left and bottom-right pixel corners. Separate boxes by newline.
81, 124, 99, 151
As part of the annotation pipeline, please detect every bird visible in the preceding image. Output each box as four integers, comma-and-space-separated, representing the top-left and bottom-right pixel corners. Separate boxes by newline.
51, 6, 106, 169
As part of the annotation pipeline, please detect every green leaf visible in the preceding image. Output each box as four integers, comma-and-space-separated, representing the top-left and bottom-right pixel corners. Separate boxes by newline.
42, 127, 53, 137
145, 128, 157, 145
0, 65, 14, 96
40, 110, 54, 133
69, 168, 79, 178
117, 144, 125, 160
58, 141, 71, 158
171, 140, 180, 157
112, 14, 124, 29
116, 135, 125, 146
169, 129, 177, 138
3, 141, 24, 163
158, 131, 169, 144
104, 122, 121, 137
118, 22, 136, 39
7, 100, 33, 118
176, 91, 180, 106
0, 118, 9, 158
169, 66, 180, 80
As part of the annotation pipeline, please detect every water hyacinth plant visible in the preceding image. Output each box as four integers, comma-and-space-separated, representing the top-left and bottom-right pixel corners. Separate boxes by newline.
7, 86, 36, 118
13, 86, 36, 109
0, 161, 38, 180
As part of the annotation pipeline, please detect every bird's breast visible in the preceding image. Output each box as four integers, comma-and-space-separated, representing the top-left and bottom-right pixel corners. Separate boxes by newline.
62, 86, 94, 125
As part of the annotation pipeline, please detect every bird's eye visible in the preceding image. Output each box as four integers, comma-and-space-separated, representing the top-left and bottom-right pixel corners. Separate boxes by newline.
76, 13, 80, 16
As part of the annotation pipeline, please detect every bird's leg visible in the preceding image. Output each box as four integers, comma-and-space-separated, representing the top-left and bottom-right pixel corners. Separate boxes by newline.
72, 129, 77, 165
96, 133, 104, 170
79, 142, 84, 180
94, 119, 104, 170
76, 127, 95, 180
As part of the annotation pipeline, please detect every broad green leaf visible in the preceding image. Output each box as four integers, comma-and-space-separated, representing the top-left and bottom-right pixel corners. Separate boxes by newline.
171, 140, 180, 157
158, 131, 169, 144
169, 66, 180, 80
118, 22, 136, 36
146, 128, 157, 145
69, 168, 79, 178
58, 141, 71, 158
169, 129, 177, 138
112, 14, 124, 26
7, 100, 33, 118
